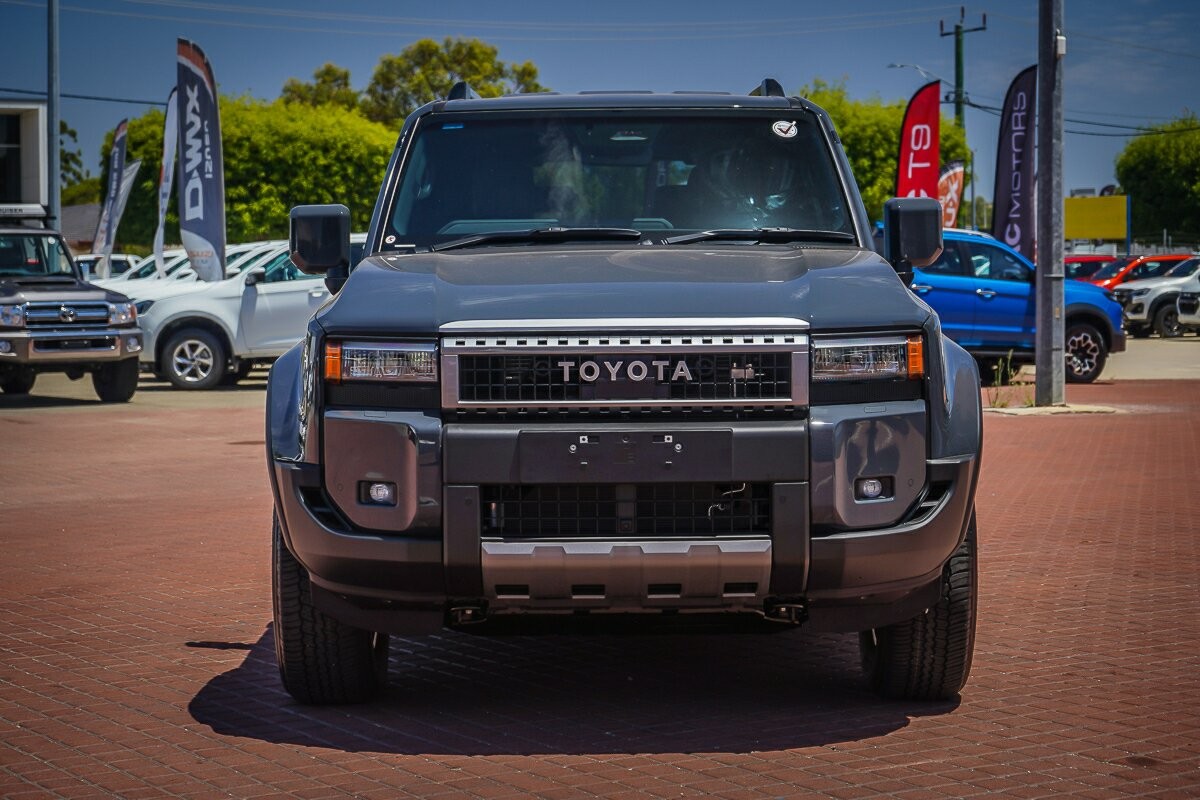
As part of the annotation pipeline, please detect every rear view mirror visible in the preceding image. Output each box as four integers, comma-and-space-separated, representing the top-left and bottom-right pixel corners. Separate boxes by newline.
882, 198, 943, 283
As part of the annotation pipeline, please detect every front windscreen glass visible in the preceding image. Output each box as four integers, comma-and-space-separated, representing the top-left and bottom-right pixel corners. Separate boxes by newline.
1164, 258, 1200, 278
386, 111, 853, 250
0, 234, 75, 277
1092, 257, 1133, 280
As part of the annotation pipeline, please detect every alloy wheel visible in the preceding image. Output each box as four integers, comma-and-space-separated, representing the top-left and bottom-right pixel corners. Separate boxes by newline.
171, 339, 215, 383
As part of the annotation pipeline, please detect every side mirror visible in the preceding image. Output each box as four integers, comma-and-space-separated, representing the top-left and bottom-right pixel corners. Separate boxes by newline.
290, 203, 350, 277
882, 197, 943, 284
244, 267, 265, 286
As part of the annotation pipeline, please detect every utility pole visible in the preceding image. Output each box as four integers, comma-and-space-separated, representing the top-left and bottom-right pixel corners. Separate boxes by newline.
1035, 0, 1066, 405
940, 7, 988, 128
47, 0, 61, 227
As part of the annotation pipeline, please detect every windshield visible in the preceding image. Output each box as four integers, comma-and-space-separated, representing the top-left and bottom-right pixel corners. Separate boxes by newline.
1092, 257, 1133, 280
0, 233, 75, 277
1165, 258, 1200, 278
387, 111, 854, 250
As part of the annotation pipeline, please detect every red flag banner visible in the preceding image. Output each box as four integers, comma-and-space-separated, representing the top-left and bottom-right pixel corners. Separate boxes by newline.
992, 65, 1037, 260
895, 81, 941, 199
938, 160, 965, 228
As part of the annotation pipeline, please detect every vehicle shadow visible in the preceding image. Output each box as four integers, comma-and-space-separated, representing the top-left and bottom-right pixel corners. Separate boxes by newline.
0, 393, 99, 409
187, 623, 958, 755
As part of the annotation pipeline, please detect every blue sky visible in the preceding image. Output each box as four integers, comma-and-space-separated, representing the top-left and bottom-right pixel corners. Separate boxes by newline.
3, 0, 1198, 219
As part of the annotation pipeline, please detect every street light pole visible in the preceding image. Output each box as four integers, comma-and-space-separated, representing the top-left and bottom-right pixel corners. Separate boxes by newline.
47, 0, 61, 227
1035, 0, 1066, 405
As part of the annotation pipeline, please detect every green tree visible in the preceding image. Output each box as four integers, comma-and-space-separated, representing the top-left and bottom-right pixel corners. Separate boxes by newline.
60, 120, 87, 186
799, 78, 970, 222
361, 37, 545, 128
99, 98, 396, 248
61, 177, 101, 206
281, 63, 360, 110
1115, 114, 1200, 241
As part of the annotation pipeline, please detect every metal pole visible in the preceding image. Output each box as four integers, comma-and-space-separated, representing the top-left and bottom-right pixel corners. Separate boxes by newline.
953, 21, 965, 128
47, 0, 61, 227
1035, 0, 1065, 406
970, 149, 977, 229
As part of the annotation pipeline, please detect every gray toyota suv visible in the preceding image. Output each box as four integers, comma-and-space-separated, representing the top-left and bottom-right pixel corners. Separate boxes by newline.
0, 207, 143, 401
266, 80, 983, 705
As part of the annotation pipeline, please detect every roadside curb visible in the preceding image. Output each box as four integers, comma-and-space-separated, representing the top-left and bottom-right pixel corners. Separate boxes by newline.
984, 403, 1119, 415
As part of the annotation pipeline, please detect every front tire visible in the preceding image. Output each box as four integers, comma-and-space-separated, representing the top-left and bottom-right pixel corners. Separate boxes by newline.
1153, 304, 1183, 338
272, 513, 389, 704
860, 511, 977, 701
0, 368, 36, 395
163, 327, 226, 390
91, 358, 139, 403
1065, 322, 1108, 383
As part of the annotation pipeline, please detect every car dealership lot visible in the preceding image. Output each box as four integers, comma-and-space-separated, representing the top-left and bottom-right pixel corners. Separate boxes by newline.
1, 355, 1199, 798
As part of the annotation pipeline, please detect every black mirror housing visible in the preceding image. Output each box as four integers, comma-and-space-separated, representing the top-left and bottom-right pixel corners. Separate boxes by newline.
243, 268, 264, 286
290, 204, 350, 277
882, 197, 943, 283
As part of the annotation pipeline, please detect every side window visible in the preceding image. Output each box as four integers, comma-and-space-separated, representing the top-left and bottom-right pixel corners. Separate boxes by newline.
921, 243, 967, 276
261, 251, 315, 283
963, 241, 1032, 282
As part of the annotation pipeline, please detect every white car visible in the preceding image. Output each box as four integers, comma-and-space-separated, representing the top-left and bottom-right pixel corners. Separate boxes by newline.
123, 242, 285, 306
1111, 257, 1200, 337
76, 253, 141, 281
138, 236, 365, 389
1177, 289, 1200, 329
91, 249, 189, 289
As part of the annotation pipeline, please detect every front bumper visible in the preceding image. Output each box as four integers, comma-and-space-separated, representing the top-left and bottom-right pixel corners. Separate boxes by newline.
0, 326, 143, 366
271, 407, 976, 634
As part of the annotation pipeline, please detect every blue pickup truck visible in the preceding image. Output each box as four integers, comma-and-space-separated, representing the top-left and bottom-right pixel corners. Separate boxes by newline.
911, 228, 1125, 382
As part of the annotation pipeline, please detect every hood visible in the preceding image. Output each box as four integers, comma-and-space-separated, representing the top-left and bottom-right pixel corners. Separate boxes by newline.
315, 245, 931, 335
120, 278, 210, 303
1115, 275, 1195, 292
0, 275, 134, 304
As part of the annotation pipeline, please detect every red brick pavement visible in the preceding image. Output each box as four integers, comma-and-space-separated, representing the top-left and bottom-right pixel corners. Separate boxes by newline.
0, 379, 1198, 798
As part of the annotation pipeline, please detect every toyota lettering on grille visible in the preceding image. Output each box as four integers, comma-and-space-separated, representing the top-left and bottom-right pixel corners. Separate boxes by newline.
557, 359, 694, 383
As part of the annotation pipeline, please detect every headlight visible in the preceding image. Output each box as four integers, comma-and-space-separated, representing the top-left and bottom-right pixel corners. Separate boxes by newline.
812, 335, 924, 382
108, 301, 136, 325
324, 341, 438, 383
1130, 289, 1150, 298
0, 304, 25, 328
134, 300, 155, 316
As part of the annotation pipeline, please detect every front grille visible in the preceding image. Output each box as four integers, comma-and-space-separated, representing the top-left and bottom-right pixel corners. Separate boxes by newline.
443, 331, 807, 413
24, 302, 109, 328
457, 351, 791, 402
1112, 291, 1132, 309
480, 483, 771, 538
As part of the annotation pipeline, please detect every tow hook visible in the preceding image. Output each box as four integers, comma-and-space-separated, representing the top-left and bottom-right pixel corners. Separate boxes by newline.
449, 605, 487, 625
765, 601, 807, 625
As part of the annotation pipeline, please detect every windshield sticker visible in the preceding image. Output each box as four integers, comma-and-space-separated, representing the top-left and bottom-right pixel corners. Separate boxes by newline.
772, 120, 798, 138
385, 235, 397, 244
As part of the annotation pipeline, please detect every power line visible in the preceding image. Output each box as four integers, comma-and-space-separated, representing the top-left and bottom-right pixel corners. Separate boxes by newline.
987, 10, 1200, 61
1, 0, 949, 42
0, 85, 167, 106
965, 100, 1200, 137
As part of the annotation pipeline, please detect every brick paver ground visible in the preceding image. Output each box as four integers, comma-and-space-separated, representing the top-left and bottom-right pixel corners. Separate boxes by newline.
1, 377, 1197, 798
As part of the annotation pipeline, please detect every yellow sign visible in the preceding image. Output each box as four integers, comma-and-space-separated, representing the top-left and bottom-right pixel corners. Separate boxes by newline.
1064, 195, 1128, 239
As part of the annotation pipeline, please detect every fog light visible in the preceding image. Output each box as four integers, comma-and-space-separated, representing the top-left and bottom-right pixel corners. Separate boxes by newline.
855, 477, 891, 500
126, 335, 142, 353
0, 341, 11, 354
362, 481, 396, 506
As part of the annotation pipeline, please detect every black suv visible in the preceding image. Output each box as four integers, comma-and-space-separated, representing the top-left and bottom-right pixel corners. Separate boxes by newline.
266, 80, 982, 705
0, 206, 142, 401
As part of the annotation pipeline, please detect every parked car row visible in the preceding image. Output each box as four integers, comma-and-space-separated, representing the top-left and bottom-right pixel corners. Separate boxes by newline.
1112, 257, 1200, 338
911, 228, 1125, 383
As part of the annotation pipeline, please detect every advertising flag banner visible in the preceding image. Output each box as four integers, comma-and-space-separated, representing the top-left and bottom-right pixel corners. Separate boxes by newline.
895, 81, 941, 200
112, 160, 142, 252
938, 160, 966, 228
992, 65, 1038, 260
176, 38, 225, 282
153, 88, 178, 277
91, 119, 128, 278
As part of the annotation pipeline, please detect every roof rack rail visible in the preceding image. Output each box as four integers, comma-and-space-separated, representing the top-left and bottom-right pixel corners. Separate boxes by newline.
749, 78, 786, 98
447, 81, 480, 101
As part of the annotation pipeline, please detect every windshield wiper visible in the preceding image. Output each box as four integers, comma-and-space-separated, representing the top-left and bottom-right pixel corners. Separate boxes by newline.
432, 227, 643, 252
662, 227, 856, 246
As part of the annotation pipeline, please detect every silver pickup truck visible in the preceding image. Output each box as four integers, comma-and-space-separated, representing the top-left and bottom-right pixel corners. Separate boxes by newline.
266, 79, 983, 705
0, 212, 142, 402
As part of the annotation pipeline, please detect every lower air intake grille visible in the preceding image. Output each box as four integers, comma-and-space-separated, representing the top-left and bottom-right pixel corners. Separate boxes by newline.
480, 483, 771, 538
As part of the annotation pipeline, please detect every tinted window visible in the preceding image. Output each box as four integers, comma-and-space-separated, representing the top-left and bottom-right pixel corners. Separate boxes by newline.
962, 240, 1032, 282
1129, 260, 1178, 280
388, 111, 852, 249
0, 234, 74, 276
1093, 256, 1133, 280
921, 243, 967, 275
1164, 258, 1200, 278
